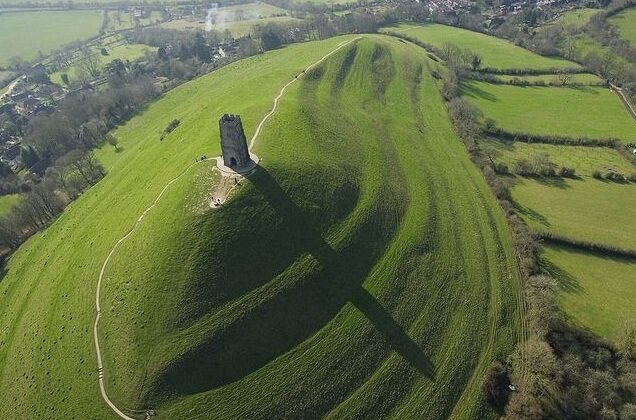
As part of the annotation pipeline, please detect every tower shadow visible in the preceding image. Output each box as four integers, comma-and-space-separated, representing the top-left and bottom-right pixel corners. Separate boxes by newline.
153, 165, 434, 399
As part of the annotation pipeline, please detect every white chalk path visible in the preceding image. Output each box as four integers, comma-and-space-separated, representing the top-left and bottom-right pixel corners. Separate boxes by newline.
93, 36, 362, 419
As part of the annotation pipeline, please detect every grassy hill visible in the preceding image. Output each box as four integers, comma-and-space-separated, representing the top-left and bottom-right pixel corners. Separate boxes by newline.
381, 23, 579, 71
0, 35, 521, 418
0, 11, 103, 65
463, 81, 636, 143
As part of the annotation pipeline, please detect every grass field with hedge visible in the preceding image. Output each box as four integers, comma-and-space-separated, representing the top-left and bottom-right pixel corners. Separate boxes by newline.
463, 81, 636, 143
541, 244, 636, 342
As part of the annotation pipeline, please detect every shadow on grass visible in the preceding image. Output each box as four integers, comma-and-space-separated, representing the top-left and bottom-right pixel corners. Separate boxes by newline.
540, 258, 582, 294
459, 81, 498, 102
151, 165, 434, 400
512, 199, 550, 227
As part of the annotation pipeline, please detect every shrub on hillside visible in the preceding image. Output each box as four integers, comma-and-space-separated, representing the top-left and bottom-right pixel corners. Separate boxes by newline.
558, 167, 576, 178
629, 173, 636, 183
605, 171, 627, 183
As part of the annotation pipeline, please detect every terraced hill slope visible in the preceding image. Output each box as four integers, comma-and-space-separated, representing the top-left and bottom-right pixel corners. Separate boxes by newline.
0, 35, 521, 419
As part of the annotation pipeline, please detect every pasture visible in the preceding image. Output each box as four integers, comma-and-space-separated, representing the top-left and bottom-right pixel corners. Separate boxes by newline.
511, 177, 636, 250
610, 7, 636, 47
463, 81, 636, 143
553, 8, 599, 28
0, 35, 521, 418
481, 139, 635, 177
0, 11, 103, 65
49, 43, 155, 85
0, 194, 21, 216
542, 244, 636, 343
161, 16, 297, 37
381, 23, 580, 71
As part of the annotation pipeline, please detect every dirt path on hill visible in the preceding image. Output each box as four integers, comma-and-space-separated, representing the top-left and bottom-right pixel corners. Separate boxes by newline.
92, 37, 362, 420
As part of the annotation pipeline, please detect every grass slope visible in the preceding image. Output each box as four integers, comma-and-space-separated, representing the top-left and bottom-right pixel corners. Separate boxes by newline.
0, 11, 103, 65
463, 81, 636, 142
0, 35, 521, 419
99, 36, 521, 419
381, 23, 579, 71
512, 177, 636, 250
610, 7, 636, 47
541, 244, 636, 342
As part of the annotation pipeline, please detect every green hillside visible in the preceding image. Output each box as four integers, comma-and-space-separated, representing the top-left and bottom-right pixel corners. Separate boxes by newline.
381, 23, 580, 71
0, 35, 521, 418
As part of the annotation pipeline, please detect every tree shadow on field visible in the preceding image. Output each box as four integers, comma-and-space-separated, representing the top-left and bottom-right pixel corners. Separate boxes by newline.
153, 165, 435, 399
540, 258, 582, 294
512, 199, 550, 227
459, 81, 498, 102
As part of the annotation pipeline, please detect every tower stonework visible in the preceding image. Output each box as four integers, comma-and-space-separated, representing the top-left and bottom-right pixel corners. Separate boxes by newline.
219, 114, 251, 169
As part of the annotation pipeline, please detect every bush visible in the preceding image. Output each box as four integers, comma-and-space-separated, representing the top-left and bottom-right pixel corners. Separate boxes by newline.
629, 173, 636, 183
559, 167, 576, 178
162, 119, 181, 139
593, 170, 604, 179
495, 162, 509, 174
481, 361, 511, 412
605, 171, 627, 183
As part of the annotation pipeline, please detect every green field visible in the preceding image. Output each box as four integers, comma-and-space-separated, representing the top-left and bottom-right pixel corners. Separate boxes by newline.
0, 35, 521, 418
512, 177, 636, 250
50, 43, 156, 85
554, 8, 599, 28
0, 11, 103, 65
463, 81, 636, 142
161, 2, 293, 36
610, 7, 636, 47
542, 244, 636, 342
0, 193, 21, 216
381, 23, 580, 71
482, 139, 635, 177
161, 16, 297, 37
494, 73, 603, 85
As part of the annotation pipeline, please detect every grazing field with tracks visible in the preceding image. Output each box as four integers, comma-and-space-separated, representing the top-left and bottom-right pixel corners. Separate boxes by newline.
381, 23, 580, 71
541, 244, 636, 342
463, 81, 636, 142
0, 35, 521, 419
0, 11, 103, 65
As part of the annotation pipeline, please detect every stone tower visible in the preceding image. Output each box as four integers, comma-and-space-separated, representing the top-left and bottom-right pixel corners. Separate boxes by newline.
219, 114, 251, 169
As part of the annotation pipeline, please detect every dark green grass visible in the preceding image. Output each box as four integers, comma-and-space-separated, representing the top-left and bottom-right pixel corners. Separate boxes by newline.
101, 36, 521, 418
0, 35, 521, 419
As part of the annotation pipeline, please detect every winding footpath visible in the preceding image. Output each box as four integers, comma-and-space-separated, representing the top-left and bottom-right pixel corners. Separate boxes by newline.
92, 36, 361, 419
